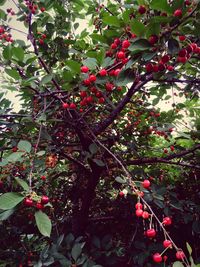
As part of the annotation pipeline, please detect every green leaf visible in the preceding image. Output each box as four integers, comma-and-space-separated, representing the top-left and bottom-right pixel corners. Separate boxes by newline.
82, 58, 98, 70
90, 33, 107, 44
15, 177, 29, 191
5, 69, 20, 80
130, 20, 146, 36
150, 0, 173, 14
186, 242, 192, 255
93, 159, 105, 167
35, 211, 52, 237
0, 193, 24, 210
173, 262, 185, 267
17, 140, 32, 153
65, 60, 81, 74
116, 69, 134, 86
71, 243, 82, 261
168, 38, 180, 55
0, 209, 15, 220
0, 9, 6, 20
115, 176, 126, 184
12, 47, 24, 62
6, 152, 25, 163
41, 74, 53, 85
0, 0, 6, 5
89, 143, 98, 154
3, 45, 13, 60
102, 15, 121, 27
129, 39, 151, 53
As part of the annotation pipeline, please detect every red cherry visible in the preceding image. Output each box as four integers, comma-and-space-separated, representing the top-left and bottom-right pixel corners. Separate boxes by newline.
99, 69, 107, 76
24, 198, 33, 207
163, 217, 172, 225
153, 64, 159, 72
136, 209, 143, 217
153, 253, 162, 263
173, 9, 182, 17
69, 103, 76, 109
41, 175, 46, 180
83, 79, 91, 86
39, 39, 44, 45
163, 240, 172, 248
12, 146, 18, 152
62, 102, 69, 109
0, 180, 3, 187
163, 148, 168, 154
135, 203, 143, 209
186, 44, 194, 53
117, 51, 125, 59
170, 145, 175, 151
142, 211, 149, 219
40, 7, 46, 12
191, 43, 197, 50
145, 63, 153, 73
81, 65, 89, 73
105, 82, 114, 91
80, 91, 87, 98
42, 34, 47, 39
179, 35, 186, 41
111, 43, 117, 49
176, 250, 185, 260
36, 202, 44, 210
149, 35, 158, 45
179, 49, 187, 57
114, 38, 120, 45
117, 86, 122, 91
122, 39, 130, 49
86, 96, 93, 103
119, 191, 124, 197
142, 179, 151, 189
0, 27, 5, 33
163, 255, 168, 262
114, 69, 121, 76
177, 56, 187, 63
41, 195, 49, 204
161, 55, 170, 63
167, 65, 174, 71
138, 5, 146, 14
146, 228, 156, 238
98, 97, 105, 104
90, 86, 97, 93
89, 74, 96, 82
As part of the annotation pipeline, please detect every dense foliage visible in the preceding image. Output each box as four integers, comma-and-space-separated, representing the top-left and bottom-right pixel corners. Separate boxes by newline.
0, 0, 200, 266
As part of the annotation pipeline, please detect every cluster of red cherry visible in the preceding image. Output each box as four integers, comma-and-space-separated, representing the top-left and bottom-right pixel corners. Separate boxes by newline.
24, 195, 49, 210
24, 0, 45, 14
0, 26, 13, 43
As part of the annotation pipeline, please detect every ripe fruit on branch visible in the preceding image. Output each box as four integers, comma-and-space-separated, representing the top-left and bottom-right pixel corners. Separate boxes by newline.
138, 5, 146, 14
41, 196, 49, 204
179, 35, 186, 41
142, 179, 151, 189
135, 202, 143, 209
36, 202, 44, 210
153, 253, 162, 263
24, 198, 33, 207
62, 102, 69, 109
117, 51, 125, 59
173, 9, 182, 17
99, 69, 107, 76
145, 63, 153, 73
136, 209, 143, 217
176, 250, 185, 260
163, 240, 172, 248
146, 228, 156, 238
41, 175, 46, 180
122, 39, 130, 49
114, 69, 121, 76
161, 55, 170, 63
162, 217, 172, 226
81, 66, 89, 73
89, 74, 96, 82
149, 35, 158, 45
142, 211, 149, 219
69, 103, 76, 109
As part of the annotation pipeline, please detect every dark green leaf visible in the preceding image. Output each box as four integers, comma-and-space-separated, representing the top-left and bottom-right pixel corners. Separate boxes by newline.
71, 243, 82, 261
0, 209, 15, 220
93, 159, 105, 167
41, 74, 53, 85
150, 0, 173, 14
12, 47, 24, 62
115, 177, 126, 184
3, 45, 13, 60
129, 39, 151, 53
82, 58, 98, 70
6, 152, 25, 163
65, 60, 81, 74
116, 69, 134, 86
173, 262, 184, 267
168, 38, 180, 55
